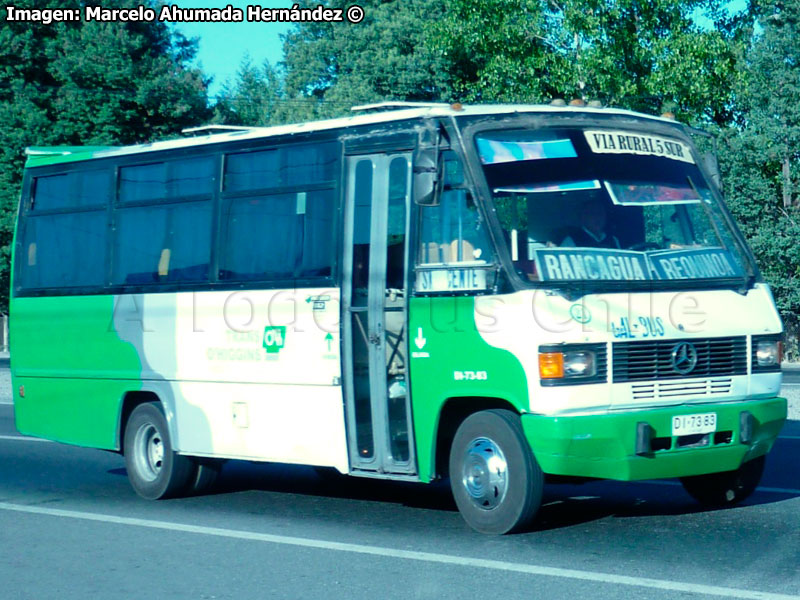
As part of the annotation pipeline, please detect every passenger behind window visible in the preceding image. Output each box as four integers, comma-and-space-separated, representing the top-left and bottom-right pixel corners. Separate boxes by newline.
560, 198, 620, 249
418, 189, 490, 265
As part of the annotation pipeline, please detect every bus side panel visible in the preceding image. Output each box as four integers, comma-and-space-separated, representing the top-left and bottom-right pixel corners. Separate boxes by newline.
114, 289, 348, 469
170, 382, 348, 468
408, 296, 529, 482
10, 295, 143, 449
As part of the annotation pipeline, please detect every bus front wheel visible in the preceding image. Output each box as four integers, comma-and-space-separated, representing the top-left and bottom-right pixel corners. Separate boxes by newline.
680, 454, 765, 507
124, 402, 194, 500
449, 409, 543, 534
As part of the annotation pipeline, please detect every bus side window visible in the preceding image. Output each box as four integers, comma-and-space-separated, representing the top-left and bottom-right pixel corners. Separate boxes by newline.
114, 158, 216, 285
417, 189, 491, 266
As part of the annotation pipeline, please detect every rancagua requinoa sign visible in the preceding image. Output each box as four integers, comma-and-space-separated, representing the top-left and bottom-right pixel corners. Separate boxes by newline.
534, 248, 742, 282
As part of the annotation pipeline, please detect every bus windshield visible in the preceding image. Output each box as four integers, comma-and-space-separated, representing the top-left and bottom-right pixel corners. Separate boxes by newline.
475, 127, 752, 286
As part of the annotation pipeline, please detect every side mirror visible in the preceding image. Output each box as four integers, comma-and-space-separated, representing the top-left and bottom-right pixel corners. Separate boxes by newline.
413, 150, 439, 206
702, 152, 723, 191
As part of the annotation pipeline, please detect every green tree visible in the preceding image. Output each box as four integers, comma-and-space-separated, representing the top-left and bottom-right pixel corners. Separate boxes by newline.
213, 58, 317, 127
277, 1, 743, 127
281, 0, 446, 119
430, 0, 571, 103
0, 0, 210, 311
736, 0, 800, 208
718, 0, 800, 355
213, 58, 284, 126
431, 0, 742, 124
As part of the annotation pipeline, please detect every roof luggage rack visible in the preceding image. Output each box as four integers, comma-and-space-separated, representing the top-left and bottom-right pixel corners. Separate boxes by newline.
181, 124, 271, 136
350, 101, 451, 112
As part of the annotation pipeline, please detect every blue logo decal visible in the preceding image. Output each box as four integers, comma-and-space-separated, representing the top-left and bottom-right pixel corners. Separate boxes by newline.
569, 304, 592, 324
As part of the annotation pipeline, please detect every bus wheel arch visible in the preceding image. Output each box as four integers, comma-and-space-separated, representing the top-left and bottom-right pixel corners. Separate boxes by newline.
122, 400, 195, 500
118, 391, 166, 453
433, 396, 520, 480
448, 408, 544, 534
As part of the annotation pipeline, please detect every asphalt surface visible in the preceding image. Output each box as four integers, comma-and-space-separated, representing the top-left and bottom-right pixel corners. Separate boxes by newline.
783, 366, 800, 385
0, 374, 798, 599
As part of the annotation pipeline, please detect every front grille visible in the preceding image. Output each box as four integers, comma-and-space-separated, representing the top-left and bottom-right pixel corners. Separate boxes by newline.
613, 337, 746, 383
631, 378, 732, 400
631, 378, 732, 401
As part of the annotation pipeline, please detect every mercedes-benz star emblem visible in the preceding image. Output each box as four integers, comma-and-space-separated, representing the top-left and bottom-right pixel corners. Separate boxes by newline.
671, 342, 698, 375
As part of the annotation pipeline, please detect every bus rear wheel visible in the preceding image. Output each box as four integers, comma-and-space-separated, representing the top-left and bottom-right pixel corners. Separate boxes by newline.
680, 455, 765, 507
124, 402, 194, 500
189, 459, 224, 496
449, 409, 543, 534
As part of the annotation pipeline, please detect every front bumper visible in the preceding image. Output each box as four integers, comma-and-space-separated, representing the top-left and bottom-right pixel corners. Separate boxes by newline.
521, 397, 787, 481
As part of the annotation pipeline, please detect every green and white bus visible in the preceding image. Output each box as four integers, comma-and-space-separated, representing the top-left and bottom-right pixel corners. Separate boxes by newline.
10, 103, 787, 533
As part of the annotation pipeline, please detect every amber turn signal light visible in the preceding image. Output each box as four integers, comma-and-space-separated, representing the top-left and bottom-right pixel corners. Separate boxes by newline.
539, 352, 564, 379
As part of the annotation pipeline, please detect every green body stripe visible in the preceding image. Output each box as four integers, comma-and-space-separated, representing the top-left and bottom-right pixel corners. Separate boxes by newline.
25, 147, 118, 168
10, 295, 143, 449
408, 296, 529, 482
522, 397, 787, 480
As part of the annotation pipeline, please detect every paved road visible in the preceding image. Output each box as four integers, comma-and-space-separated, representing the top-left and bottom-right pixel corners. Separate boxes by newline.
0, 389, 798, 599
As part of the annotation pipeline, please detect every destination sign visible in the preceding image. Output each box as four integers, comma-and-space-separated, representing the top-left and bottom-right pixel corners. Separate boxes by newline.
584, 130, 695, 164
416, 267, 488, 292
534, 248, 650, 282
648, 248, 743, 280
534, 247, 743, 282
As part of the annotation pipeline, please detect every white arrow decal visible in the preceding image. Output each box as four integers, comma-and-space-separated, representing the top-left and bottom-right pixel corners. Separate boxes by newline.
414, 327, 427, 350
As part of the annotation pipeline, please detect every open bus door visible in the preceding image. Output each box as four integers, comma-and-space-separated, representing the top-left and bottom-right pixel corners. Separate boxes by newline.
341, 150, 417, 477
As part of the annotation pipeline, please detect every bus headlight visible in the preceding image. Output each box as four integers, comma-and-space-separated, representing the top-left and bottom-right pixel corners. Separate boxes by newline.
564, 350, 596, 377
538, 343, 606, 385
751, 335, 783, 373
539, 350, 596, 379
755, 340, 781, 367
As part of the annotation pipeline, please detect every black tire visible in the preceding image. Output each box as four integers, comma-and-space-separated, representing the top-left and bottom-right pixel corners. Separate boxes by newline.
189, 459, 224, 496
313, 466, 346, 483
123, 402, 194, 500
449, 409, 544, 534
680, 455, 766, 507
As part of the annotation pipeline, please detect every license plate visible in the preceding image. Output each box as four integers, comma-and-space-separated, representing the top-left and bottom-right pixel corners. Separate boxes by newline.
672, 413, 717, 436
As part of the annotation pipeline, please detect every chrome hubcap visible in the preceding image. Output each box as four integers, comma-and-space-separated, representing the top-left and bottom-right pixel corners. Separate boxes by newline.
134, 423, 164, 482
461, 437, 508, 510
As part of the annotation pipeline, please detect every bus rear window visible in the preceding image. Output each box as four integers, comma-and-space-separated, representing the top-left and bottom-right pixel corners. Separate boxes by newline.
20, 211, 106, 288
32, 170, 110, 211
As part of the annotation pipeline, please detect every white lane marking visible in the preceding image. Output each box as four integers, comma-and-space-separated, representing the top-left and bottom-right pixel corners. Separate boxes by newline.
0, 435, 51, 443
0, 503, 797, 600
639, 480, 800, 495
756, 486, 800, 495
0, 401, 14, 405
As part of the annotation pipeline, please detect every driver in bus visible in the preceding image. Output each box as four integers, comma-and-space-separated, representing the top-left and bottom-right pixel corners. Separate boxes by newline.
560, 198, 620, 249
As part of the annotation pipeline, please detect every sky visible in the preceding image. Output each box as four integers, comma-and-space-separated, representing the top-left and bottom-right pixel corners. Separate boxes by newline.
170, 1, 293, 98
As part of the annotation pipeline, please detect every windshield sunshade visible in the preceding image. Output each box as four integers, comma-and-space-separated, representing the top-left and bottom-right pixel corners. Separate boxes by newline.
477, 136, 577, 165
